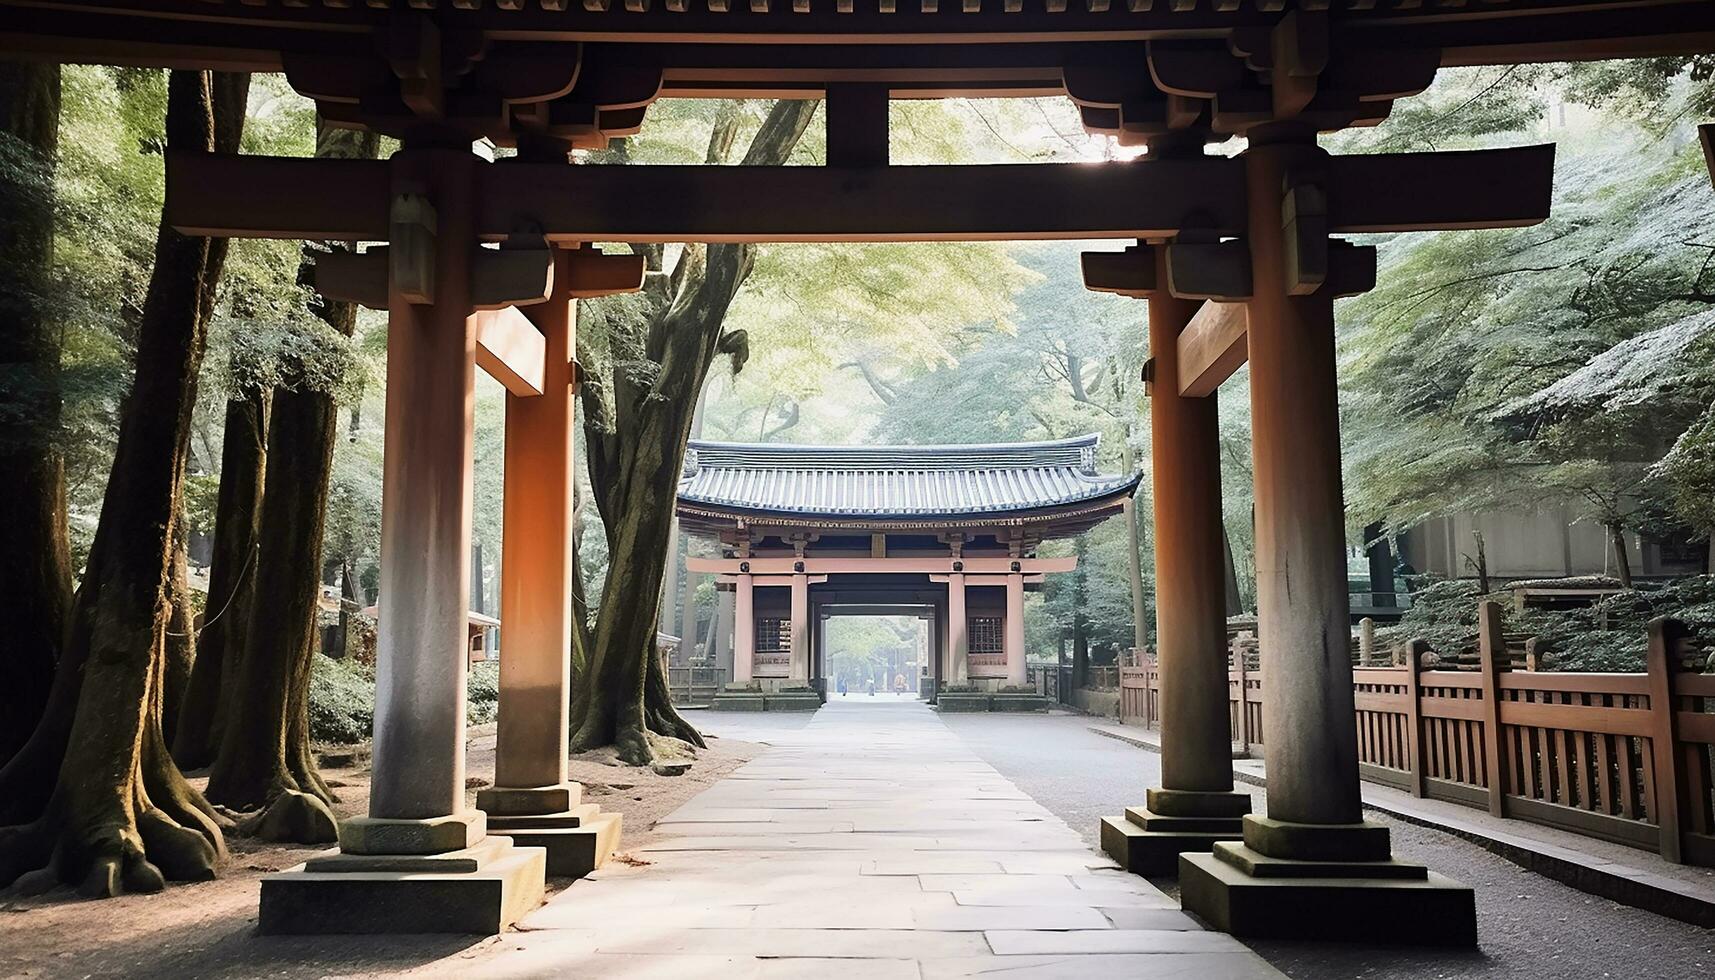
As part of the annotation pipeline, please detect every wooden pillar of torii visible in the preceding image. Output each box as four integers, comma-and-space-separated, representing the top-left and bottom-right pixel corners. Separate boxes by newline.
233, 136, 644, 934
1091, 132, 1253, 877
1079, 16, 1554, 946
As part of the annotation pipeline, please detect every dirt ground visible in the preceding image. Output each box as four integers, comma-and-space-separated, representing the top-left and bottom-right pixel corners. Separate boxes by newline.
0, 723, 761, 980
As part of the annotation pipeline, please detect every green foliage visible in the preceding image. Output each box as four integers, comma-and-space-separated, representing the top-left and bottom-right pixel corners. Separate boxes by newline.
307, 655, 376, 744
1380, 575, 1715, 673
308, 656, 506, 743
466, 662, 501, 725
1340, 61, 1715, 548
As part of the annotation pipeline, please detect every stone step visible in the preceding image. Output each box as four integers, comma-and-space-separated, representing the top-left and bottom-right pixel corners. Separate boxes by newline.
496, 811, 623, 879
1100, 815, 1240, 877
1210, 840, 1429, 880
1180, 850, 1476, 945
260, 840, 547, 935
1123, 806, 1246, 834
486, 803, 602, 830
301, 835, 514, 874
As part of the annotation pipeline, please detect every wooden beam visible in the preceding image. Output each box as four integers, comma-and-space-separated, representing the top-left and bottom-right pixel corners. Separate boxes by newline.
475, 305, 548, 397
1176, 300, 1246, 397
825, 83, 890, 167
168, 146, 1545, 245
565, 248, 647, 297
687, 556, 1075, 575
1327, 144, 1555, 232
167, 152, 391, 241
168, 151, 1247, 243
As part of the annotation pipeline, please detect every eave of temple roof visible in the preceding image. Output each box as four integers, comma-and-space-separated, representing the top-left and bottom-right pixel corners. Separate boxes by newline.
676, 433, 1141, 524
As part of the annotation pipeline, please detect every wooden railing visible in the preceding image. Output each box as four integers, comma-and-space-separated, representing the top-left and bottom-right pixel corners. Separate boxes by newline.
1119, 604, 1715, 868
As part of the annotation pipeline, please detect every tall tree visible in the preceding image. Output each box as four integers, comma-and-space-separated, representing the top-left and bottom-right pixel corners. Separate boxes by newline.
0, 61, 69, 766
204, 123, 376, 842
573, 99, 816, 763
171, 383, 266, 768
0, 69, 248, 897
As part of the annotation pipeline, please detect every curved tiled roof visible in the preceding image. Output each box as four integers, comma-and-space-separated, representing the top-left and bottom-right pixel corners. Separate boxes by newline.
677, 433, 1139, 521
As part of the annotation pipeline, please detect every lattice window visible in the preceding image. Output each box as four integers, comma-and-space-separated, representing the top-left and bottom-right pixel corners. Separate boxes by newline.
756, 618, 790, 652
968, 616, 1005, 668
969, 616, 1003, 654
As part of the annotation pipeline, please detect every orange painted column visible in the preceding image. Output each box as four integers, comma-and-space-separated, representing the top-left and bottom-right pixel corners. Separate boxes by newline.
494, 249, 575, 792
1149, 245, 1239, 797
1004, 572, 1027, 686
370, 145, 480, 821
1245, 125, 1363, 827
733, 571, 755, 684
947, 571, 969, 684
789, 572, 809, 682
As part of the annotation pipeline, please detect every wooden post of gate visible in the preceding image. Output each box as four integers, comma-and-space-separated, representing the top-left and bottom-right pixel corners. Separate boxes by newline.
1234, 637, 1250, 753
1477, 601, 1509, 817
1646, 617, 1689, 864
1403, 639, 1430, 799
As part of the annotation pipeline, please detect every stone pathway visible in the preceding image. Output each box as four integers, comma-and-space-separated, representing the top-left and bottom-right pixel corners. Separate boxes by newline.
461, 699, 1283, 978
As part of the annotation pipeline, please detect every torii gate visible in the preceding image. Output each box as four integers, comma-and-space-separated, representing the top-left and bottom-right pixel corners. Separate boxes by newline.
16, 0, 1708, 944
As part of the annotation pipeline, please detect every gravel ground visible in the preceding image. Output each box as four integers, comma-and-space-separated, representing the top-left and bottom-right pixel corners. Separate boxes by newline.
941, 709, 1715, 980
0, 726, 762, 980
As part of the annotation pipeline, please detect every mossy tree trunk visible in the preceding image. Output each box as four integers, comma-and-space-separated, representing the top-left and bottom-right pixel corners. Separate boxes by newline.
571, 99, 816, 764
171, 387, 267, 769
204, 123, 374, 842
0, 62, 69, 771
0, 69, 248, 897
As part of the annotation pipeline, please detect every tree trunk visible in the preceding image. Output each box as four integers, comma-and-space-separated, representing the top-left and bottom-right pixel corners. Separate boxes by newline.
172, 389, 267, 768
1471, 529, 1490, 594
574, 99, 816, 764
1607, 522, 1634, 590
1222, 526, 1243, 616
1121, 440, 1147, 653
0, 61, 69, 768
0, 70, 249, 897
1363, 520, 1396, 608
161, 530, 196, 741
204, 121, 372, 842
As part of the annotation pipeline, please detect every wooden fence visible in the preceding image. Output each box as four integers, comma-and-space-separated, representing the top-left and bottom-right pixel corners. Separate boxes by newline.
1119, 604, 1715, 868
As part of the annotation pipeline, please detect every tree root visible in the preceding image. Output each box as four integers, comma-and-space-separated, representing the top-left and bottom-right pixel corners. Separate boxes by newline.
235, 789, 337, 845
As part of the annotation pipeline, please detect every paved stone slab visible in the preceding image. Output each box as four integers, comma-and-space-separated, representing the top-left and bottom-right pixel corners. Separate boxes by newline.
985, 929, 1251, 955
450, 699, 1283, 979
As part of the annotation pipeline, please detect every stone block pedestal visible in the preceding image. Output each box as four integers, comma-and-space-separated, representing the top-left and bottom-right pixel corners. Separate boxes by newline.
933, 690, 1048, 713
711, 684, 821, 711
259, 812, 546, 935
1178, 816, 1477, 946
476, 783, 624, 879
1100, 788, 1247, 875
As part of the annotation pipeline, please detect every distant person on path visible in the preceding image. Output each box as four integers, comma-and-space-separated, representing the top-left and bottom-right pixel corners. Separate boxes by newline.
866, 677, 876, 696
893, 672, 907, 693
837, 677, 848, 696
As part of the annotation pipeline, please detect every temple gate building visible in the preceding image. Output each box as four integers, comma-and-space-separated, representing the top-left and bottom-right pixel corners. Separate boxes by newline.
9, 0, 1715, 950
675, 434, 1140, 710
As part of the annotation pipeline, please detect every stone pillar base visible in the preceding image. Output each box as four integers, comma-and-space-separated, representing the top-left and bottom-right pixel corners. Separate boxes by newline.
1179, 816, 1476, 946
260, 813, 545, 935
1099, 789, 1249, 875
491, 812, 623, 878
477, 782, 623, 878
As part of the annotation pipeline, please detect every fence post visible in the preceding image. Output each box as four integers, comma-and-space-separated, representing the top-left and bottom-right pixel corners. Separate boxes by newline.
1477, 600, 1509, 817
1646, 617, 1688, 865
1235, 638, 1250, 753
1142, 652, 1154, 730
1404, 639, 1429, 799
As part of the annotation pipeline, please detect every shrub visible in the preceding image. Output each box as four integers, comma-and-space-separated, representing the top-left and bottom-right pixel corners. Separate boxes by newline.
467, 661, 501, 725
308, 655, 376, 744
